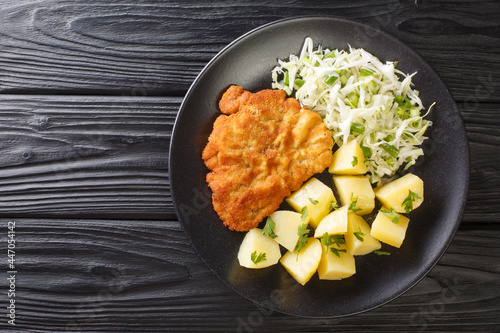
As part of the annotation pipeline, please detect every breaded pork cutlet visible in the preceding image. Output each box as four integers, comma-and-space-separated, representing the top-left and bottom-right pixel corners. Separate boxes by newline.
202, 85, 333, 231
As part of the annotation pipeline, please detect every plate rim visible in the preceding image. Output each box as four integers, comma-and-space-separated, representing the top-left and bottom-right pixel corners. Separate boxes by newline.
169, 16, 470, 318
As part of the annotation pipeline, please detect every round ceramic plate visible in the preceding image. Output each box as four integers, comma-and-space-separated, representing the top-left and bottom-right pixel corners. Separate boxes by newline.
169, 17, 469, 318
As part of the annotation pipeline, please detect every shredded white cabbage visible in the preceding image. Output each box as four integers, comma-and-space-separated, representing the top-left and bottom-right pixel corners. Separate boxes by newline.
271, 37, 433, 184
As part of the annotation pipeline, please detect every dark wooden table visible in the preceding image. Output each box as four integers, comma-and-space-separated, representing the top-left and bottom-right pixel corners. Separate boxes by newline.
1, 1, 499, 332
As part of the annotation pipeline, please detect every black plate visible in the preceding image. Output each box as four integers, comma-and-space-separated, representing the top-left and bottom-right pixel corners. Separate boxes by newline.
169, 17, 469, 318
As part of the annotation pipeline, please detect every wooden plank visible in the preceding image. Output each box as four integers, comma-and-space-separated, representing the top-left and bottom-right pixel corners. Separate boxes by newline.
1, 218, 498, 331
0, 95, 497, 223
0, 0, 498, 100
461, 102, 500, 223
0, 95, 176, 219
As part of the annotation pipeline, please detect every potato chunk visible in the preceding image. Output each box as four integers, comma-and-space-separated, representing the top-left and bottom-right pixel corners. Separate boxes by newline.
286, 177, 336, 229
345, 213, 381, 255
318, 243, 356, 280
374, 173, 424, 213
313, 205, 348, 238
269, 210, 309, 252
371, 208, 410, 248
237, 228, 281, 269
329, 140, 367, 175
332, 175, 375, 215
280, 237, 322, 285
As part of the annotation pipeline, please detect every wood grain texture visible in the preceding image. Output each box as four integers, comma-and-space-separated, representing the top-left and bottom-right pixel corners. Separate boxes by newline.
0, 0, 498, 331
0, 95, 497, 223
0, 95, 176, 219
0, 0, 498, 100
461, 103, 500, 223
0, 218, 498, 332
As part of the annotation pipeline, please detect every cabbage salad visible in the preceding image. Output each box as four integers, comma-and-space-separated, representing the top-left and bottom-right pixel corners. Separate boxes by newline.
272, 37, 433, 184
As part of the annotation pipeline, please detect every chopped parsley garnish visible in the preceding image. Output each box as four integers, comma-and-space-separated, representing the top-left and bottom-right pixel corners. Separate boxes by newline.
394, 95, 412, 108
309, 197, 319, 205
320, 232, 331, 247
262, 216, 278, 239
294, 223, 310, 258
402, 190, 421, 213
380, 142, 399, 159
350, 122, 365, 135
320, 233, 346, 257
353, 227, 366, 242
361, 146, 372, 159
380, 207, 400, 224
300, 206, 309, 221
333, 234, 346, 246
351, 156, 358, 167
330, 201, 338, 211
330, 247, 347, 258
374, 250, 391, 256
251, 251, 266, 264
348, 193, 362, 213
320, 232, 331, 249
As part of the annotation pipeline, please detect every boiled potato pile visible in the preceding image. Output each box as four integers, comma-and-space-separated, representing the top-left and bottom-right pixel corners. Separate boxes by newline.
237, 140, 424, 285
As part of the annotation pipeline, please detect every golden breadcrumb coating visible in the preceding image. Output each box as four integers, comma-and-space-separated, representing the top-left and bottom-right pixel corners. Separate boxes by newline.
202, 85, 333, 231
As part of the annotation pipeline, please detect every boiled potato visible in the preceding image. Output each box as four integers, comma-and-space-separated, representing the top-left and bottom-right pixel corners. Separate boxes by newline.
328, 140, 367, 175
237, 228, 281, 269
313, 205, 348, 238
286, 177, 336, 229
280, 237, 322, 285
318, 242, 356, 280
374, 173, 424, 213
269, 210, 309, 252
332, 175, 375, 215
371, 208, 410, 248
345, 213, 381, 255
